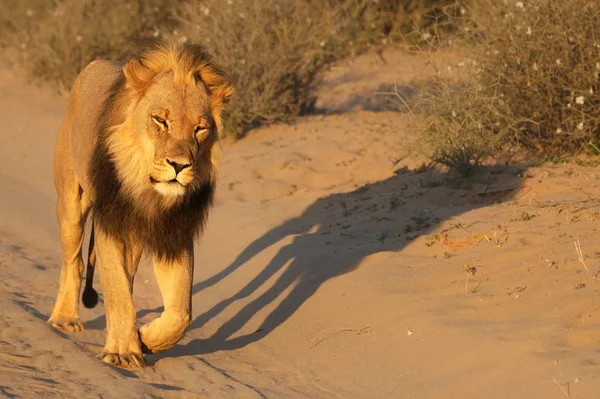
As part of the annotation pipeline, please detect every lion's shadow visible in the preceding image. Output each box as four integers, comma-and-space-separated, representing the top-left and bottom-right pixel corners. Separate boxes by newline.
148, 163, 524, 360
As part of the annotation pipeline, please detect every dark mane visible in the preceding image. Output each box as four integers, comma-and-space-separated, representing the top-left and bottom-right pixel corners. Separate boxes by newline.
89, 62, 215, 262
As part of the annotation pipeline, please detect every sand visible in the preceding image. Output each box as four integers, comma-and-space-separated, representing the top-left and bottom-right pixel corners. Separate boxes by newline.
1, 48, 600, 398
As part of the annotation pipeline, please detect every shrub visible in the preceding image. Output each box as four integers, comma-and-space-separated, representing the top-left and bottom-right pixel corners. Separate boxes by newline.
177, 0, 360, 136
408, 0, 600, 176
1, 0, 468, 135
476, 0, 600, 153
408, 76, 510, 176
2, 0, 177, 92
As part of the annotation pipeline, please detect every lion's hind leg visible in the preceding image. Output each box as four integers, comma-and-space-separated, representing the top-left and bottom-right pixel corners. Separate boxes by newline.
48, 180, 92, 332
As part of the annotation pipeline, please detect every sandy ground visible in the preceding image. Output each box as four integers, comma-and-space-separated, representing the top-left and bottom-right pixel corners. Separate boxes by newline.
1, 48, 600, 398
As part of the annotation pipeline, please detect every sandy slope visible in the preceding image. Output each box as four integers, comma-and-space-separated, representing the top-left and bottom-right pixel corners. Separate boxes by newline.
2, 48, 600, 398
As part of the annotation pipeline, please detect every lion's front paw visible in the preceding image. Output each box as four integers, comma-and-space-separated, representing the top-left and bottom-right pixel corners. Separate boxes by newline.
48, 316, 84, 332
97, 351, 146, 368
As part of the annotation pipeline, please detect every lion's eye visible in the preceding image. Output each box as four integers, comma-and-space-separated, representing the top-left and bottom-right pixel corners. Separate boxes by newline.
194, 125, 209, 137
151, 115, 167, 130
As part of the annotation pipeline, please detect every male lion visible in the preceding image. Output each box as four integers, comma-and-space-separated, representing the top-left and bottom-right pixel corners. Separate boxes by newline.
48, 42, 233, 368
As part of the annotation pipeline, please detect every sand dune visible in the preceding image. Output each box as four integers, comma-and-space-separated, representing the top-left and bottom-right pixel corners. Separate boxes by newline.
1, 48, 600, 398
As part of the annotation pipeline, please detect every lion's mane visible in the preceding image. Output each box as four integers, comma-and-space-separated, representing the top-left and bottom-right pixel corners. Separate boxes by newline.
90, 43, 229, 261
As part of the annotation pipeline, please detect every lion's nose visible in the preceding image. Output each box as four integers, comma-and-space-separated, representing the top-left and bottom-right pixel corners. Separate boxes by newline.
167, 159, 191, 175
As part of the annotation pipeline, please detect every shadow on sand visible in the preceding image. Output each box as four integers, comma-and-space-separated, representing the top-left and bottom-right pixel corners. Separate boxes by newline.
149, 163, 524, 360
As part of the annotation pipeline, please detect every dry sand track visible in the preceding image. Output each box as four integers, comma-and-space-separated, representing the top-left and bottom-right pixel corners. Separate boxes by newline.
1, 48, 600, 398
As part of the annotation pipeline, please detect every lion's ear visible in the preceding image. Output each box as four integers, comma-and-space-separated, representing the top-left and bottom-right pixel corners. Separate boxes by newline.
198, 68, 234, 131
198, 69, 234, 105
123, 57, 155, 92
212, 82, 234, 105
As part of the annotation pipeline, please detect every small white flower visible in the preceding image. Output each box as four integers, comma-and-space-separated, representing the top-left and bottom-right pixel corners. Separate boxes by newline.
516, 2, 524, 8
576, 96, 585, 105
556, 128, 563, 134
567, 103, 572, 108
422, 32, 432, 41
526, 26, 532, 35
578, 122, 584, 130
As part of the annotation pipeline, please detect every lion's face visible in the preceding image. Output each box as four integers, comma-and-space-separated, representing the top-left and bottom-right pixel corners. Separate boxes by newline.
109, 74, 220, 205
131, 72, 216, 199
104, 45, 233, 208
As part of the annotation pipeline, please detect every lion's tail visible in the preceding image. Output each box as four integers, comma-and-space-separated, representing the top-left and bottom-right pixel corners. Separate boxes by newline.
82, 221, 99, 308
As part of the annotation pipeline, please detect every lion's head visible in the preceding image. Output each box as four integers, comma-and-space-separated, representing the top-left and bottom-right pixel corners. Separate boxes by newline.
105, 43, 233, 204
91, 43, 233, 260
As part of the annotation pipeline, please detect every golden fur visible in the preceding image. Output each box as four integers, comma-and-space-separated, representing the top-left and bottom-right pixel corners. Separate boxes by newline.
48, 42, 233, 368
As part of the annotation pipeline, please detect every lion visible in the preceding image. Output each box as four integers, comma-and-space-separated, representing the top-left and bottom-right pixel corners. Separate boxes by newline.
47, 42, 234, 368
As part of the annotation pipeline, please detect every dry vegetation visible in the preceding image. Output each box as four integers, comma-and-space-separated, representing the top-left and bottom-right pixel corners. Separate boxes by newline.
4, 0, 595, 173
406, 0, 600, 175
477, 0, 600, 153
0, 0, 178, 92
177, 0, 351, 135
0, 0, 462, 136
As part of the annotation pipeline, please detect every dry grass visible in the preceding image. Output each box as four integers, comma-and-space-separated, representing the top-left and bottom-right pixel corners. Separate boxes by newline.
0, 0, 178, 92
475, 0, 600, 153
0, 0, 465, 136
404, 0, 600, 175
178, 0, 467, 136
410, 77, 511, 176
177, 0, 351, 136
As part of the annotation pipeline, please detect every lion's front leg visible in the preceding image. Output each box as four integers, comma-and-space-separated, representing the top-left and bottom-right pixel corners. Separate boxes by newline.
139, 244, 193, 353
95, 228, 145, 368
